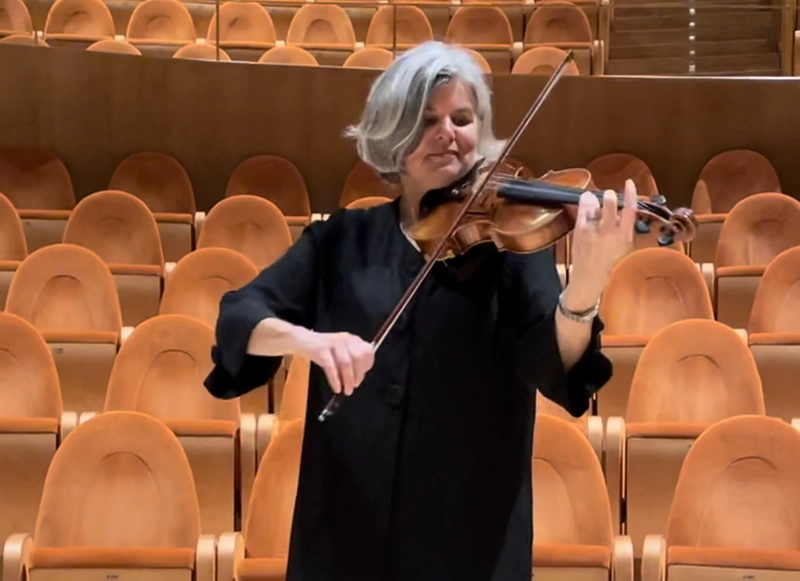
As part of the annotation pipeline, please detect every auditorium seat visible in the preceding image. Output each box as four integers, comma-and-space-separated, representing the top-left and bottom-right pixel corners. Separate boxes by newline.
465, 46, 493, 73
62, 190, 164, 327
585, 153, 659, 200
0, 192, 26, 308
225, 154, 312, 242
0, 0, 32, 38
107, 151, 197, 262
217, 418, 304, 581
126, 0, 196, 57
206, 1, 276, 62
533, 414, 634, 580
446, 6, 516, 73
364, 5, 433, 50
512, 46, 581, 74
748, 245, 800, 421
82, 314, 259, 535
4, 243, 126, 413
0, 312, 77, 559
43, 0, 115, 49
340, 159, 400, 208
258, 44, 319, 66
1, 411, 220, 581
641, 415, 800, 581
596, 248, 715, 419
343, 46, 394, 68
173, 42, 231, 61
712, 192, 800, 328
316, 0, 377, 45
688, 148, 781, 263
605, 319, 763, 561
196, 195, 292, 270
536, 392, 604, 467
523, 0, 602, 75
0, 148, 75, 252
86, 38, 141, 54
285, 4, 358, 67
159, 247, 258, 328
158, 247, 271, 415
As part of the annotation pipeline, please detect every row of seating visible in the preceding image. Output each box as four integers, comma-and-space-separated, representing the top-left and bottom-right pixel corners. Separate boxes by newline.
4, 401, 799, 580
0, 146, 787, 263
1, 0, 602, 72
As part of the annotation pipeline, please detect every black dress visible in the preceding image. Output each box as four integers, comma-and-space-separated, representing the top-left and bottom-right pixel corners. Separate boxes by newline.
204, 197, 612, 581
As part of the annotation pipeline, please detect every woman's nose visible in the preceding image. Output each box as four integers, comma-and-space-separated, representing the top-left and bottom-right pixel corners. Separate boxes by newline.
437, 118, 455, 141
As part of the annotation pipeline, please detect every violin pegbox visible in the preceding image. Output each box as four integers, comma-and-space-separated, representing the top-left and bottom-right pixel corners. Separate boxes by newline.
634, 194, 697, 247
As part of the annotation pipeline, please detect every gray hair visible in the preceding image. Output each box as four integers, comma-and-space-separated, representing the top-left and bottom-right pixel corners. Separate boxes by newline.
344, 41, 505, 184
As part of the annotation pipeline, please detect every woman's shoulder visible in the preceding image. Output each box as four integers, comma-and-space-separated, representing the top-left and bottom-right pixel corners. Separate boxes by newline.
301, 198, 401, 250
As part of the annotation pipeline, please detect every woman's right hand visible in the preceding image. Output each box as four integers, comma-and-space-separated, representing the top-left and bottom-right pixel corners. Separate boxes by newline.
293, 329, 375, 396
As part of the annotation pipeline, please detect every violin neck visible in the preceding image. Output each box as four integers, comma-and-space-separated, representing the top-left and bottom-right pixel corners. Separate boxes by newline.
496, 179, 624, 209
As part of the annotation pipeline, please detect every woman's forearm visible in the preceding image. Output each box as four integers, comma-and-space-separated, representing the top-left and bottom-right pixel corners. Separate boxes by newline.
247, 317, 310, 356
554, 283, 598, 371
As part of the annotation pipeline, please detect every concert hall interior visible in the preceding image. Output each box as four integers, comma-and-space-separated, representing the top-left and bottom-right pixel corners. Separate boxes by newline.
1, 0, 800, 577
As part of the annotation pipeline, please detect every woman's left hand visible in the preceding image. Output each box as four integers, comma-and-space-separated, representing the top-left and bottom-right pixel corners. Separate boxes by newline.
563, 179, 638, 311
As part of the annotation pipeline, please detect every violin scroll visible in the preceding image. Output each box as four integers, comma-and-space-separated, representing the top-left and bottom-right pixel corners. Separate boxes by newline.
632, 194, 698, 248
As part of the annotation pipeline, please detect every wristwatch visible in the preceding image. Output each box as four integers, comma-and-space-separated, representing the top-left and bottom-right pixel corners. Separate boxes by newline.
557, 291, 599, 323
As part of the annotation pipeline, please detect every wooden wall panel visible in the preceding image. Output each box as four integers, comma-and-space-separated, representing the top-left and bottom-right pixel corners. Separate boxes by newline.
0, 43, 799, 213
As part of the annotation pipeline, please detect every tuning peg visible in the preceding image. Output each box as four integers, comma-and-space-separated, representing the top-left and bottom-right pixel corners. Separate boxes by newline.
635, 219, 651, 234
649, 194, 667, 206
658, 231, 675, 246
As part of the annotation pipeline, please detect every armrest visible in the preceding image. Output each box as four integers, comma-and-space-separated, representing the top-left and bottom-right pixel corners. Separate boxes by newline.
585, 415, 604, 468
120, 326, 135, 347
613, 535, 634, 581
605, 416, 626, 534
216, 532, 245, 581
195, 534, 216, 581
239, 413, 258, 527
78, 411, 101, 425
696, 262, 715, 302
59, 411, 79, 442
256, 413, 277, 467
164, 261, 177, 284
641, 534, 667, 581
194, 211, 206, 243
2, 533, 33, 581
792, 418, 800, 432
733, 328, 748, 344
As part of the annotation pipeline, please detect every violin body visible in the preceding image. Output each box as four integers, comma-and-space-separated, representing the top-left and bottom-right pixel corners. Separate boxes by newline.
408, 163, 595, 259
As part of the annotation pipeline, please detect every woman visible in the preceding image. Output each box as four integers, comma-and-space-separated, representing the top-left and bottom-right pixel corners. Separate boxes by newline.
205, 41, 635, 581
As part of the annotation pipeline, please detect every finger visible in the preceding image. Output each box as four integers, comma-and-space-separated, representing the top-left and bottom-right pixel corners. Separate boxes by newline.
601, 190, 618, 230
333, 345, 357, 396
320, 351, 341, 394
619, 179, 638, 239
351, 340, 375, 387
577, 191, 601, 229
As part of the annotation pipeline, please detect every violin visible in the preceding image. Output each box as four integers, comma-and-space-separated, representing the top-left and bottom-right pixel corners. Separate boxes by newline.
406, 159, 697, 261
317, 50, 698, 422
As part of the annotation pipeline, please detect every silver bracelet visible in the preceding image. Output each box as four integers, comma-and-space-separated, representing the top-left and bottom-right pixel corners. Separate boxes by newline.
557, 291, 599, 323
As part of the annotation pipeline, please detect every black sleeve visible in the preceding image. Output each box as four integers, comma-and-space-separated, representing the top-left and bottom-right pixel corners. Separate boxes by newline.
203, 220, 327, 400
501, 247, 612, 418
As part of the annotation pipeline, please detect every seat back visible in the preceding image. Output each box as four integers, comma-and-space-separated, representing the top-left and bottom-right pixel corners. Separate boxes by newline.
749, 246, 800, 333
691, 149, 780, 214
108, 151, 195, 214
63, 190, 163, 267
666, 415, 800, 550
599, 248, 713, 336
0, 191, 27, 260
160, 247, 258, 328
0, 148, 74, 210
5, 243, 121, 334
0, 312, 61, 417
715, 192, 800, 268
533, 414, 613, 547
197, 195, 292, 270
34, 410, 200, 548
627, 319, 764, 422
104, 314, 239, 422
225, 155, 311, 217
244, 418, 304, 558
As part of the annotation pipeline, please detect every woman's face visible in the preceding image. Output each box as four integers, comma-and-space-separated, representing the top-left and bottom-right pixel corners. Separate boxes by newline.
401, 79, 479, 199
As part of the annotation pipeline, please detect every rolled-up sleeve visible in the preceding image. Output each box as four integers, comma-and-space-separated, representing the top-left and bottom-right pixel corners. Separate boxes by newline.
501, 248, 612, 418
